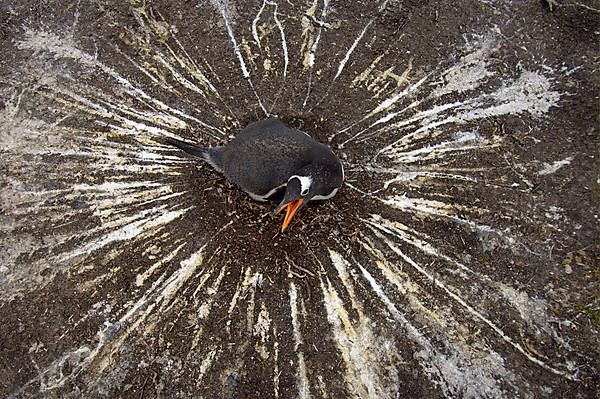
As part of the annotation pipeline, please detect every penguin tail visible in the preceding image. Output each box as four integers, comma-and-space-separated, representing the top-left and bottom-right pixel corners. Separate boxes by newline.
163, 137, 207, 158
162, 137, 224, 173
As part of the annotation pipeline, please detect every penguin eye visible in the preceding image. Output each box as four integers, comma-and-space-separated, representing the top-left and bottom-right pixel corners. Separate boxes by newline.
301, 188, 309, 196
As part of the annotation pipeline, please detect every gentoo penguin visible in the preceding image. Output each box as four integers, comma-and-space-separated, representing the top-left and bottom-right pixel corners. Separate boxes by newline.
164, 118, 343, 232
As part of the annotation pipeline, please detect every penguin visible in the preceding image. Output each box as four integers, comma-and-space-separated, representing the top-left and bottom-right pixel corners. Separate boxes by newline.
164, 118, 344, 232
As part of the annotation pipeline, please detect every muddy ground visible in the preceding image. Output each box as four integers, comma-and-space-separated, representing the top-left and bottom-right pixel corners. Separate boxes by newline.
0, 0, 599, 398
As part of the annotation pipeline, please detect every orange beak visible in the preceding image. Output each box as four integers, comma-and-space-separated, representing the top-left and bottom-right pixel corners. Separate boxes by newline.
276, 199, 304, 232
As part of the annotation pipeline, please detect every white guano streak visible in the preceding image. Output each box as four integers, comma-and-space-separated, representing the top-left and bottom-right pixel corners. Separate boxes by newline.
213, 1, 269, 115
25, 243, 206, 391
269, 1, 289, 78
59, 206, 191, 262
18, 30, 223, 133
371, 228, 575, 379
334, 20, 373, 81
289, 282, 310, 399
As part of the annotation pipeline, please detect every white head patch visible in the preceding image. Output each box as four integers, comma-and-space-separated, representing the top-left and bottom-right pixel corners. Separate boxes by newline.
289, 175, 312, 196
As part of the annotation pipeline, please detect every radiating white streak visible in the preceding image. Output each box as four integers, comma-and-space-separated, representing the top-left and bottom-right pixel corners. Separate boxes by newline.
18, 30, 224, 134
154, 52, 209, 98
212, 0, 269, 116
383, 114, 465, 159
300, 0, 322, 70
225, 268, 265, 336
355, 244, 425, 334
184, 247, 233, 355
372, 118, 453, 159
343, 181, 377, 198
307, 0, 331, 70
3, 185, 183, 258
148, 7, 226, 101
369, 228, 576, 379
58, 205, 191, 262
301, 0, 331, 108
344, 164, 475, 183
338, 100, 413, 145
382, 194, 481, 220
336, 40, 559, 148
459, 71, 560, 119
252, 0, 267, 50
246, 277, 258, 334
381, 71, 558, 157
16, 242, 213, 393
18, 181, 160, 196
131, 5, 238, 122
353, 242, 505, 398
341, 99, 461, 147
254, 302, 272, 359
4, 204, 80, 222
47, 90, 178, 138
538, 156, 573, 175
193, 265, 228, 321
319, 274, 393, 398
226, 266, 252, 333
334, 20, 373, 81
429, 37, 497, 98
337, 72, 431, 137
273, 326, 281, 399
249, 0, 289, 113
185, 268, 215, 307
103, 91, 183, 130
268, 0, 288, 79
161, 36, 222, 99
74, 137, 160, 154
159, 243, 209, 312
61, 209, 169, 257
308, 18, 375, 113
328, 250, 364, 317
364, 71, 430, 115
75, 145, 191, 164
386, 131, 497, 163
215, 2, 248, 78
136, 242, 186, 286
377, 194, 525, 246
364, 169, 476, 195
359, 236, 560, 397
184, 266, 229, 358
363, 215, 475, 275
497, 284, 572, 349
15, 144, 190, 167
94, 191, 187, 218
11, 186, 176, 223
198, 348, 219, 382
107, 122, 189, 141
93, 163, 187, 174
265, 0, 290, 113
96, 244, 200, 364
379, 192, 541, 256
110, 43, 162, 86
289, 282, 310, 399
351, 250, 444, 366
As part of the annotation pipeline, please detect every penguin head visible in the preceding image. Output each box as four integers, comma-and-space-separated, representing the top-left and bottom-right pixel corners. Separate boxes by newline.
274, 163, 343, 232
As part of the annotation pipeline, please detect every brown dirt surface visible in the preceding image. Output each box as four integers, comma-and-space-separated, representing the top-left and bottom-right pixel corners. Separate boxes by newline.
1, 0, 599, 398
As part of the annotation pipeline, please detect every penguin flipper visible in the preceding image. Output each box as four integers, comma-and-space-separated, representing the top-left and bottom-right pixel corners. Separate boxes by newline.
163, 137, 224, 173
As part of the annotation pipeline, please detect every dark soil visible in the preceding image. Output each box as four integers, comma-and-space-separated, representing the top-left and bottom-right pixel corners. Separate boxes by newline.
0, 0, 598, 398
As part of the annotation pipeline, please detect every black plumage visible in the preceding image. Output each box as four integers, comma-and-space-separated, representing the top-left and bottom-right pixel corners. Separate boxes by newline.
164, 118, 343, 231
